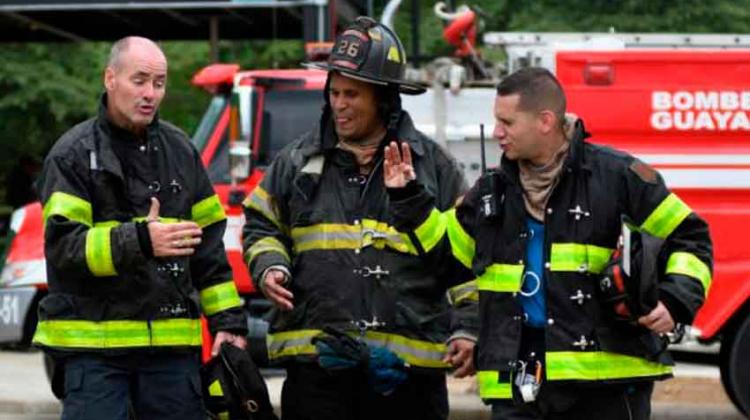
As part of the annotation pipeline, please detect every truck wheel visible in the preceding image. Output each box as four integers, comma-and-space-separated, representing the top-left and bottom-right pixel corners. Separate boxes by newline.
719, 314, 750, 415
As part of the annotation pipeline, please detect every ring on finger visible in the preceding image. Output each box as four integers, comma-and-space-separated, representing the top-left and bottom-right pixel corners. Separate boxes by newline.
173, 239, 181, 248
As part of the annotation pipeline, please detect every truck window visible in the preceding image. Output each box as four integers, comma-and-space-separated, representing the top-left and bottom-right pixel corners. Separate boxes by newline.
256, 89, 323, 166
192, 95, 229, 153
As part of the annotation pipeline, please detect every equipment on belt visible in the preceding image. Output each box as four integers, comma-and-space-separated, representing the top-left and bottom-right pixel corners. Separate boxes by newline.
201, 342, 277, 420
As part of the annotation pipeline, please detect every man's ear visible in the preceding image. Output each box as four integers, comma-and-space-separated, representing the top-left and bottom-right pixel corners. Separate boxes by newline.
537, 110, 557, 135
104, 67, 115, 91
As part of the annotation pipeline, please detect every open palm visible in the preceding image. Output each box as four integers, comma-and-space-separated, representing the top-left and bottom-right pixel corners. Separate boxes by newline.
384, 141, 416, 188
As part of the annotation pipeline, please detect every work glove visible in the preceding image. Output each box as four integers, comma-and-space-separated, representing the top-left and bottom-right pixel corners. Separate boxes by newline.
366, 346, 407, 396
313, 327, 369, 371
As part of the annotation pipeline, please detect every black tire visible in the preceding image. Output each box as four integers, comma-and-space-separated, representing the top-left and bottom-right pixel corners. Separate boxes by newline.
719, 314, 750, 415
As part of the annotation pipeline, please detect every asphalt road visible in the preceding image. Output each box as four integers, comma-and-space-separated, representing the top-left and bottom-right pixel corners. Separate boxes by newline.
0, 349, 744, 420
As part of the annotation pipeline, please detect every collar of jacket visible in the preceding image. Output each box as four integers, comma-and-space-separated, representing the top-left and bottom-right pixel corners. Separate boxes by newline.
84, 93, 162, 180
500, 117, 592, 182
299, 108, 427, 160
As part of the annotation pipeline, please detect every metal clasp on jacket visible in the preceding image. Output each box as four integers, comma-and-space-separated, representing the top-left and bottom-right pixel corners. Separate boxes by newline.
571, 335, 595, 350
568, 205, 591, 221
158, 262, 184, 278
362, 228, 388, 240
569, 289, 592, 306
354, 265, 390, 279
351, 316, 386, 336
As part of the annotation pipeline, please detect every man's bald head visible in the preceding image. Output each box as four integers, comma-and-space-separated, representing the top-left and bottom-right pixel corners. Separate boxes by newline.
107, 36, 165, 71
104, 36, 168, 136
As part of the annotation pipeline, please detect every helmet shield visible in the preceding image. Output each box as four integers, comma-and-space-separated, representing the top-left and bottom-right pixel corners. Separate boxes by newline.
305, 16, 425, 95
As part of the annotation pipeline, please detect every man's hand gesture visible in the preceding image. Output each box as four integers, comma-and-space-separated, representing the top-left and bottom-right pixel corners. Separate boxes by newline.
384, 141, 416, 188
146, 197, 203, 257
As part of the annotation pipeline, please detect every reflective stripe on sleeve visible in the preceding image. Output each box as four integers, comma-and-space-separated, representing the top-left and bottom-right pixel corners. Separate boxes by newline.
192, 194, 226, 228
200, 280, 242, 316
476, 264, 524, 293
85, 226, 117, 277
640, 193, 692, 239
243, 186, 285, 230
446, 209, 475, 269
447, 280, 478, 305
666, 252, 712, 296
43, 191, 93, 226
245, 236, 291, 266
412, 208, 447, 253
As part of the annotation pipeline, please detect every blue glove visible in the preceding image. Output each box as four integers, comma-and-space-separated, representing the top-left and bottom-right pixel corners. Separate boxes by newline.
313, 328, 369, 371
366, 346, 407, 395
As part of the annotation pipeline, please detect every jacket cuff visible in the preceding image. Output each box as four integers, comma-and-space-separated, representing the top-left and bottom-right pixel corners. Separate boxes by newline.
659, 286, 694, 325
208, 307, 248, 337
447, 330, 477, 344
112, 222, 147, 270
251, 253, 292, 290
135, 221, 154, 259
259, 265, 291, 292
388, 183, 436, 231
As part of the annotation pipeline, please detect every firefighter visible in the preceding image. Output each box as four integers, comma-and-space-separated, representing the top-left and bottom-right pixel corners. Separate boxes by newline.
34, 37, 247, 420
242, 16, 476, 420
383, 67, 713, 419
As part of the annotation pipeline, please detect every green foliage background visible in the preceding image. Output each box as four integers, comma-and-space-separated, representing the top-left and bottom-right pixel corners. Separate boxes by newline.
1, 0, 749, 205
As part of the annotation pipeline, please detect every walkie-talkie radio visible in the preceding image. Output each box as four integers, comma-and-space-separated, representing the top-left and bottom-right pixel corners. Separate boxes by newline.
477, 124, 500, 219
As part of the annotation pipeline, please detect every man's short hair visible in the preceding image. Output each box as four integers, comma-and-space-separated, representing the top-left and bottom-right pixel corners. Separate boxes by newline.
496, 67, 566, 123
107, 36, 163, 70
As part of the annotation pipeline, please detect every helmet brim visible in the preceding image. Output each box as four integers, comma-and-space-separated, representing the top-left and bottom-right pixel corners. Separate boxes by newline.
302, 61, 426, 95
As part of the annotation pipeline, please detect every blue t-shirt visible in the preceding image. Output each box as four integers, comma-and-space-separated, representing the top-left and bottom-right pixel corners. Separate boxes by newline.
519, 217, 547, 328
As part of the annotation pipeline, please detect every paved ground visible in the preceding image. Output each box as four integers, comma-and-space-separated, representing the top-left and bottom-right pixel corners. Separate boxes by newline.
0, 350, 745, 420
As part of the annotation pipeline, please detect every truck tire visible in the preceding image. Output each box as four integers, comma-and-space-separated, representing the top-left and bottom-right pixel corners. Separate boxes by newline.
719, 314, 750, 415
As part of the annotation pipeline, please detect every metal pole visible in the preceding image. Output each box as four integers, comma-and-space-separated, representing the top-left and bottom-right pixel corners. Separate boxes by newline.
410, 0, 419, 66
367, 0, 374, 17
209, 15, 219, 63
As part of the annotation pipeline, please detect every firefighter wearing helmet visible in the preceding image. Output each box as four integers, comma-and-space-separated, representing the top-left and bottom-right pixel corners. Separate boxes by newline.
242, 16, 476, 419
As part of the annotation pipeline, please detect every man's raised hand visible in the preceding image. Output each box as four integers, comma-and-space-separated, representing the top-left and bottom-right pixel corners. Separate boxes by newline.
384, 141, 416, 188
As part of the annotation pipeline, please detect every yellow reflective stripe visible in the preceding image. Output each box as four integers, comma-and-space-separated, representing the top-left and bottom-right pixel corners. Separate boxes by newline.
291, 222, 416, 255
446, 209, 475, 269
267, 329, 320, 359
361, 219, 418, 254
266, 329, 449, 368
200, 281, 242, 316
209, 380, 224, 397
85, 226, 117, 277
364, 331, 449, 368
549, 243, 614, 274
218, 413, 229, 420
244, 186, 285, 230
413, 209, 447, 253
447, 280, 478, 305
477, 371, 513, 399
640, 193, 692, 239
192, 194, 226, 228
545, 351, 673, 381
33, 318, 202, 348
292, 224, 361, 252
43, 191, 93, 226
666, 252, 712, 296
477, 264, 524, 292
245, 236, 291, 266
